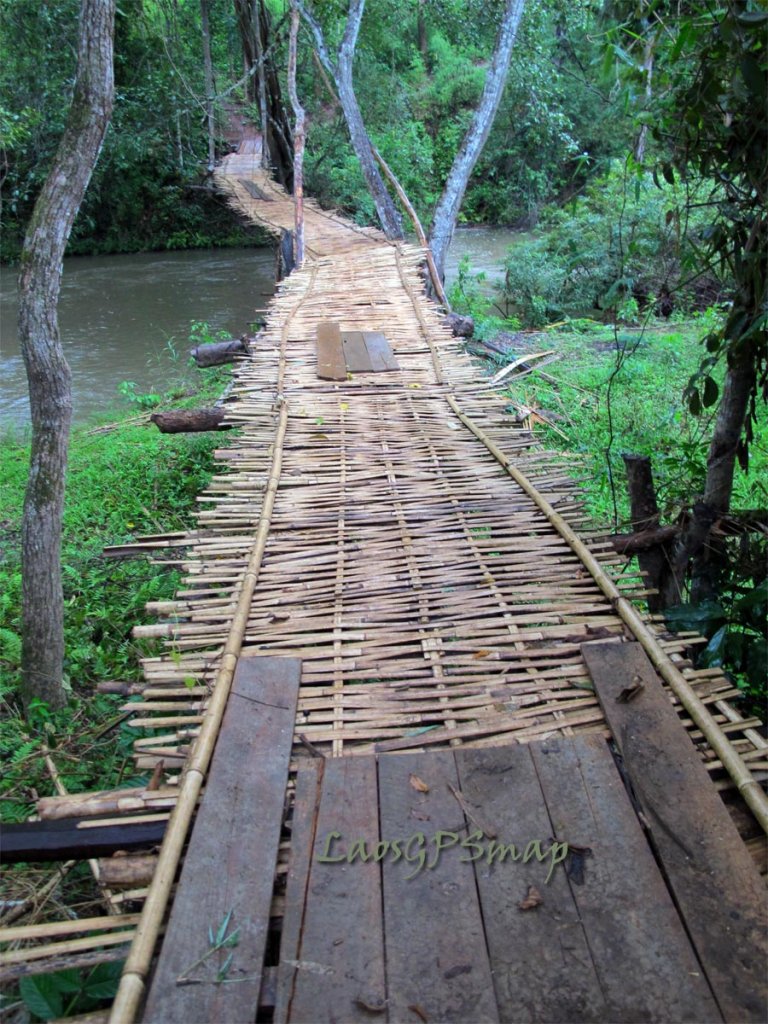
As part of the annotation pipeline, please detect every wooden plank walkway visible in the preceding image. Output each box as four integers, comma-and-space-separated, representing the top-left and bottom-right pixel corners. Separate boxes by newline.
142, 656, 300, 1024
275, 737, 721, 1024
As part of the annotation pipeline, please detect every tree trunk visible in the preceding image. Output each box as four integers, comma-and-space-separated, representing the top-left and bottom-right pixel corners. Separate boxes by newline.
673, 354, 757, 600
633, 36, 655, 164
428, 0, 526, 280
287, 1, 306, 266
252, 0, 270, 167
200, 0, 216, 174
18, 0, 115, 712
336, 0, 403, 238
300, 0, 403, 239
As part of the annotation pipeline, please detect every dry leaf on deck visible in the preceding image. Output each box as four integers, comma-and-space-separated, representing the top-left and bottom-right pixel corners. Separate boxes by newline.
518, 885, 543, 911
409, 773, 430, 793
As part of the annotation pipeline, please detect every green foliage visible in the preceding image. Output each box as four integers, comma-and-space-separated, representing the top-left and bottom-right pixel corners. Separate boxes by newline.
19, 962, 123, 1020
500, 161, 722, 326
665, 581, 767, 714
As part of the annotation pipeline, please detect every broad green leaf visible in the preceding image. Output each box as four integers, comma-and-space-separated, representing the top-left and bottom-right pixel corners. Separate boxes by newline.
699, 625, 727, 668
19, 975, 64, 1021
664, 601, 726, 634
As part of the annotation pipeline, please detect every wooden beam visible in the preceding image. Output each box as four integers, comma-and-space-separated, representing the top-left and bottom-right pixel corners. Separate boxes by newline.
141, 656, 301, 1024
582, 640, 768, 1023
0, 818, 166, 864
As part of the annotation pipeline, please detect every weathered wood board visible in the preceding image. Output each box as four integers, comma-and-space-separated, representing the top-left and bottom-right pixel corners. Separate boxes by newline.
141, 656, 301, 1024
583, 640, 768, 1023
341, 331, 371, 373
364, 331, 400, 371
279, 757, 386, 1023
455, 744, 606, 1023
532, 734, 720, 1023
276, 737, 728, 1024
379, 750, 498, 1023
316, 322, 346, 380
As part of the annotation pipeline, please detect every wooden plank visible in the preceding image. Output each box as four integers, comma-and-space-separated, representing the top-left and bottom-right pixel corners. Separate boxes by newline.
341, 331, 373, 372
363, 331, 400, 372
316, 323, 346, 380
530, 734, 721, 1024
273, 759, 324, 1024
455, 745, 607, 1023
583, 640, 768, 1023
282, 756, 385, 1023
0, 817, 166, 864
378, 750, 499, 1024
142, 656, 301, 1024
238, 178, 273, 201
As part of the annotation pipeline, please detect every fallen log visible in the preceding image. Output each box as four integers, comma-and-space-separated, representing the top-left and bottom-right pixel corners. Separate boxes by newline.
150, 408, 231, 433
445, 312, 475, 338
189, 337, 247, 367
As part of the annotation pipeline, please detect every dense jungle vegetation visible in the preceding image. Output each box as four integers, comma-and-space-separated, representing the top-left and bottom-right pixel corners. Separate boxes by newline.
0, 6, 766, 1000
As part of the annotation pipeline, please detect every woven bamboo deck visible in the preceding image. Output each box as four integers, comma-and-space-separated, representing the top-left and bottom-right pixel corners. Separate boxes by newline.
1, 139, 766, 1020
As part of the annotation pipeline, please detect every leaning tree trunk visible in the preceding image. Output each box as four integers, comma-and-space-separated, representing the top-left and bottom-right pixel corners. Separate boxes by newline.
18, 0, 115, 712
287, 1, 306, 265
428, 0, 526, 281
673, 354, 756, 601
300, 0, 403, 239
336, 0, 403, 238
200, 0, 217, 174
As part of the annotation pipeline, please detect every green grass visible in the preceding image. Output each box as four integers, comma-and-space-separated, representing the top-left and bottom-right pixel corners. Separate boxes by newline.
496, 315, 768, 528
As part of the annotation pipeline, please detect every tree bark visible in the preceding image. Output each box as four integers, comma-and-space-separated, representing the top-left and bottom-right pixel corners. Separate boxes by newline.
287, 1, 306, 266
428, 0, 526, 281
18, 0, 115, 712
200, 0, 217, 174
299, 0, 404, 239
252, 0, 270, 167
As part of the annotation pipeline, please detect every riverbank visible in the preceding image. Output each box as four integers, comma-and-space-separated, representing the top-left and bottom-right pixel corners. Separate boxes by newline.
0, 362, 234, 823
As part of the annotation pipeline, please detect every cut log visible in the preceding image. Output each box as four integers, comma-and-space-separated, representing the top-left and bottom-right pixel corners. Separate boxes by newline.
445, 312, 475, 338
149, 408, 231, 433
96, 854, 157, 888
189, 337, 248, 367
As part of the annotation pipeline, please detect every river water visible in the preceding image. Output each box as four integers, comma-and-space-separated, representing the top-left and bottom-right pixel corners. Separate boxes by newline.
0, 227, 517, 429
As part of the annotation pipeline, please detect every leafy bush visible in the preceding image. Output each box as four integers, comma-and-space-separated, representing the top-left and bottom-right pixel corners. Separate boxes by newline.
501, 162, 725, 326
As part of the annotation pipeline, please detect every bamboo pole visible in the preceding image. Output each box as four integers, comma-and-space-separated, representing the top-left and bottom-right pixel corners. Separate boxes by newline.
371, 146, 450, 310
446, 393, 768, 834
109, 401, 290, 1024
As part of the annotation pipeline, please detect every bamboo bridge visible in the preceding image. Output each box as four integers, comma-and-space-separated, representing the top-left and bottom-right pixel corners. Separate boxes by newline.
1, 138, 767, 1024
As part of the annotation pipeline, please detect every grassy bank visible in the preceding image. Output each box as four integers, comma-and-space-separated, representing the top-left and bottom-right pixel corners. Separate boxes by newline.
461, 306, 767, 715
0, 361, 230, 824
